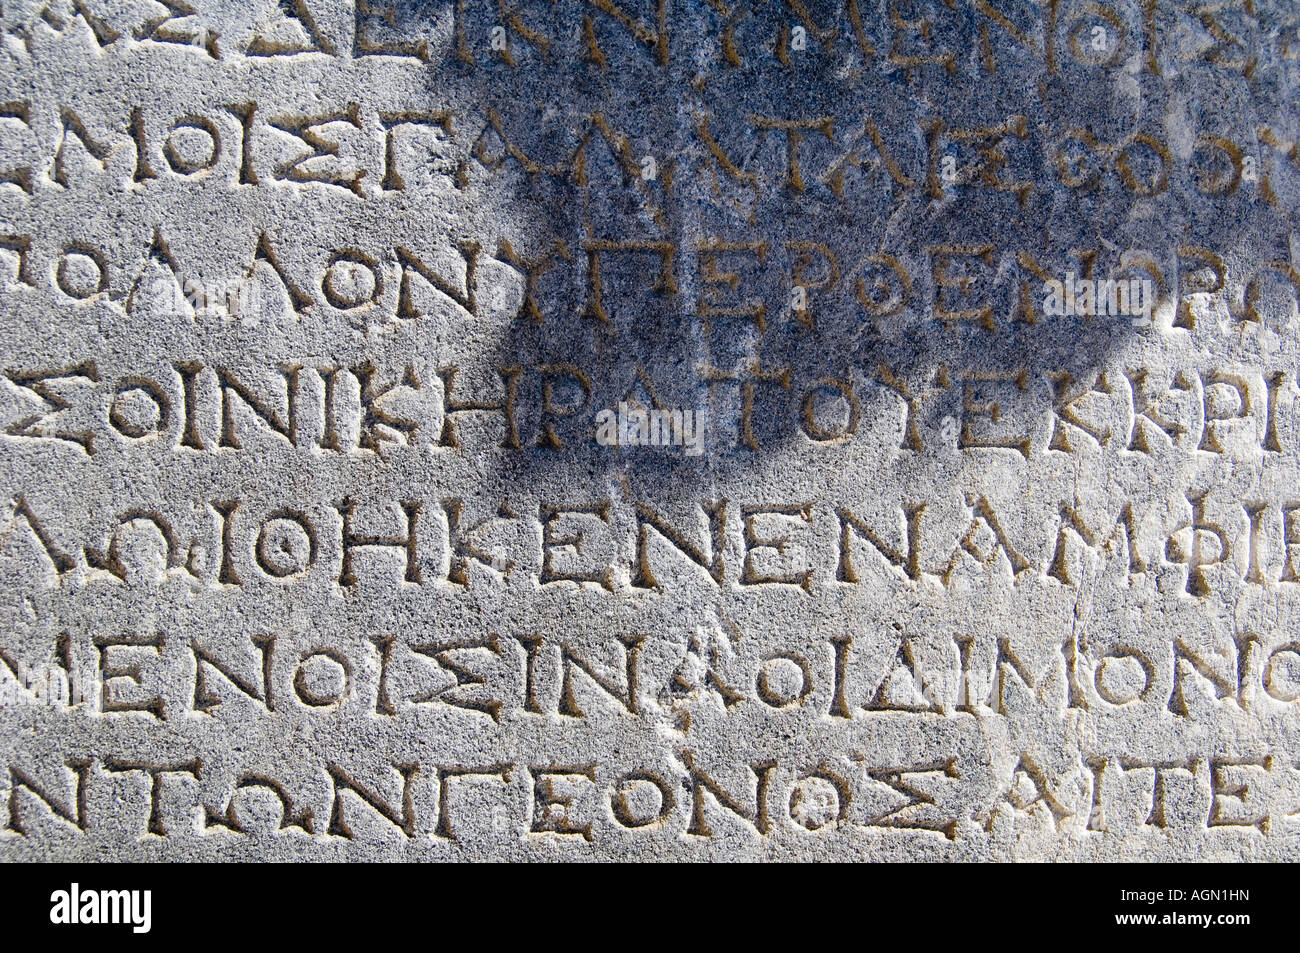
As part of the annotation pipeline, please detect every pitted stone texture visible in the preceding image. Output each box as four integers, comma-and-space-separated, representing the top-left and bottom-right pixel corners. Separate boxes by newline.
1, 0, 1299, 861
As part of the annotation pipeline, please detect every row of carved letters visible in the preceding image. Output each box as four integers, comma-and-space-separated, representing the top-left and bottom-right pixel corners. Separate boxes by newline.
3, 229, 1295, 339
2, 748, 1296, 841
5, 101, 1297, 205
7, 486, 1300, 591
5, 360, 1294, 455
11, 0, 1286, 80
4, 624, 1298, 720
7, 487, 1300, 592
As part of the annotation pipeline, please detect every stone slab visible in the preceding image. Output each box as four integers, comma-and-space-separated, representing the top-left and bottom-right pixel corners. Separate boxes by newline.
1, 0, 1299, 860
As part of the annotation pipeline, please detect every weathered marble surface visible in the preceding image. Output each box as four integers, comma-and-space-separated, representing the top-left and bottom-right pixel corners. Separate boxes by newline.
1, 0, 1299, 860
